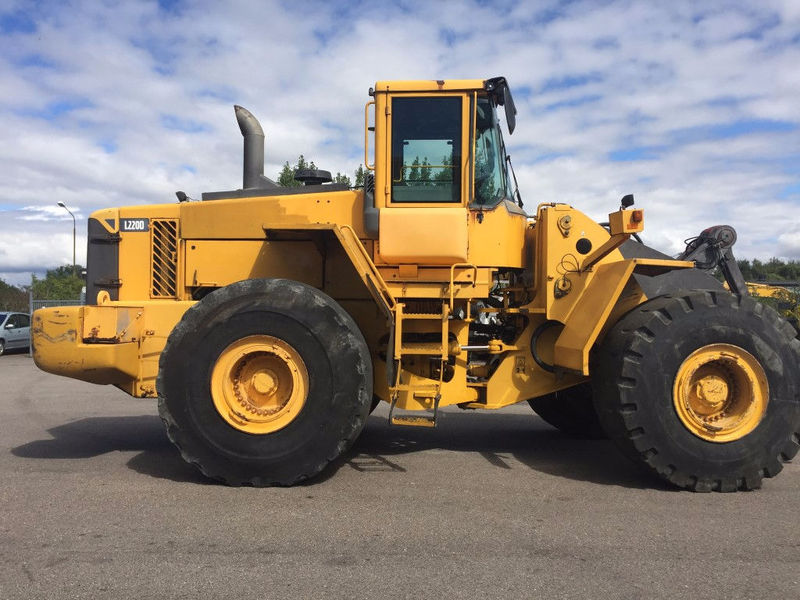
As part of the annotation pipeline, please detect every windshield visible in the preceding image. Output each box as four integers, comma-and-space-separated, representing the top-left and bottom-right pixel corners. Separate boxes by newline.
0, 313, 6, 323
474, 97, 513, 206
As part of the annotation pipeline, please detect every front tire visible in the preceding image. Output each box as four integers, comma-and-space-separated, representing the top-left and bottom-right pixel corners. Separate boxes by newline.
157, 278, 373, 486
593, 290, 800, 491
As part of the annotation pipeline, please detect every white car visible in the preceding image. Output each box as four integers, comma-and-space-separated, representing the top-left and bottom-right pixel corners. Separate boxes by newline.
0, 312, 30, 355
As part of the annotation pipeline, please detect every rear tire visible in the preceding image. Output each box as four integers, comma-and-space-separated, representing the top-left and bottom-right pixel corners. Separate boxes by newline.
593, 290, 800, 491
527, 383, 604, 438
157, 278, 373, 486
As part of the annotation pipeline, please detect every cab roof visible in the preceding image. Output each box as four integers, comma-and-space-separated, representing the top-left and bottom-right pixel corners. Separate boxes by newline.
372, 78, 492, 93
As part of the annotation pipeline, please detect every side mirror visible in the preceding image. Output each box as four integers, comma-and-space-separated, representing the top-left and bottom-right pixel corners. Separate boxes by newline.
502, 85, 516, 135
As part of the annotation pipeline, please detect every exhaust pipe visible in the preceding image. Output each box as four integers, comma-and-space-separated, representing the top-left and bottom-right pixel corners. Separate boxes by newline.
234, 105, 278, 189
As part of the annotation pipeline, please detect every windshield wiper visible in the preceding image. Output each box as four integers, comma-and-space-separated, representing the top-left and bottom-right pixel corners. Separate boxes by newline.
505, 154, 523, 208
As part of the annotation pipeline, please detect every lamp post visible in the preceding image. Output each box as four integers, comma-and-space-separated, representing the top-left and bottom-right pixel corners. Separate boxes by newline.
57, 201, 76, 276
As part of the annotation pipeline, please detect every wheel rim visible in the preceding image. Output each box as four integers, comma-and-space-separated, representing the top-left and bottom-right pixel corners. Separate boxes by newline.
210, 335, 309, 434
673, 343, 768, 443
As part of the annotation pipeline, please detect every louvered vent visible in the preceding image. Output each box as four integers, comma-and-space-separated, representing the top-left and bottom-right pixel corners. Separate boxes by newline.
151, 219, 178, 298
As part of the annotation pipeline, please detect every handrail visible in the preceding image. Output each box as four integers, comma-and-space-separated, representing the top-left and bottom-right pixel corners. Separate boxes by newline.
448, 263, 478, 310
337, 225, 395, 316
364, 101, 375, 171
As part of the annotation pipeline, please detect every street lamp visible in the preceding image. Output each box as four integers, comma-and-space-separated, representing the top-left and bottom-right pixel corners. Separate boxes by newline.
57, 201, 76, 276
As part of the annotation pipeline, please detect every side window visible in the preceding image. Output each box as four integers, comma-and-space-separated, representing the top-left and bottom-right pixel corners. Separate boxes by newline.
6, 315, 19, 328
391, 96, 462, 203
474, 97, 510, 207
18, 314, 30, 327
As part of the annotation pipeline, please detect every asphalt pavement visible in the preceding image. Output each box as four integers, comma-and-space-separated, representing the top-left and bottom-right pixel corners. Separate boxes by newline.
1, 351, 798, 599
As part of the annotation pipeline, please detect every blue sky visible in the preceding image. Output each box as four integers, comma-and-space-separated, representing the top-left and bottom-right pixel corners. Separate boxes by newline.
1, 0, 799, 286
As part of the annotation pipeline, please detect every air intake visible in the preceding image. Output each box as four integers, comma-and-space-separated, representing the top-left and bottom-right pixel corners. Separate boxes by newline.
151, 219, 179, 298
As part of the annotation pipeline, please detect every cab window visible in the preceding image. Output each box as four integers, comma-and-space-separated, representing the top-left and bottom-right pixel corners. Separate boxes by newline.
391, 97, 462, 203
474, 97, 512, 206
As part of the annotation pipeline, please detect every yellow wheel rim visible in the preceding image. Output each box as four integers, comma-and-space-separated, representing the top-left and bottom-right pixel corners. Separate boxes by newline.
210, 335, 308, 434
673, 343, 768, 443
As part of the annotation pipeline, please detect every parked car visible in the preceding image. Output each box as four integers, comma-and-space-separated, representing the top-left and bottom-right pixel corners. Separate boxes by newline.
0, 312, 30, 355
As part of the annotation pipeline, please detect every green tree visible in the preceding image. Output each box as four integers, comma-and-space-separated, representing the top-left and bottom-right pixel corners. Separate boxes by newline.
0, 279, 28, 311
419, 157, 431, 184
354, 165, 367, 188
333, 172, 352, 186
408, 156, 421, 182
31, 265, 84, 301
277, 155, 318, 187
736, 258, 800, 282
434, 155, 452, 183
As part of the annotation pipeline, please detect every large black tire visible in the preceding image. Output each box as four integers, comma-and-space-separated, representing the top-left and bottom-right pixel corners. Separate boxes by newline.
593, 290, 800, 491
157, 278, 373, 486
527, 383, 605, 438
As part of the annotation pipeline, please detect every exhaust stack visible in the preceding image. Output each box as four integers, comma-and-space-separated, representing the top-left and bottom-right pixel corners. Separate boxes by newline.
234, 105, 278, 189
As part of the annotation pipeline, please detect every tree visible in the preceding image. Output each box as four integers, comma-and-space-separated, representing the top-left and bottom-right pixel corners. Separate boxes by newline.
408, 156, 421, 182
0, 279, 28, 312
333, 172, 352, 186
736, 258, 800, 282
277, 155, 318, 187
31, 265, 84, 301
279, 157, 371, 189
354, 165, 367, 188
419, 157, 431, 184
434, 155, 452, 183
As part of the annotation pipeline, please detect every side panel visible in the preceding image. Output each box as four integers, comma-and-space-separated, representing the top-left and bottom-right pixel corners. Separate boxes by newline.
179, 191, 365, 240
466, 201, 528, 268
377, 207, 468, 264
185, 240, 323, 288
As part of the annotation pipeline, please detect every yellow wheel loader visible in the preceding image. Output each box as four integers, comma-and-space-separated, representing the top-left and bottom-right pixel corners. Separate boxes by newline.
745, 282, 800, 331
32, 77, 800, 491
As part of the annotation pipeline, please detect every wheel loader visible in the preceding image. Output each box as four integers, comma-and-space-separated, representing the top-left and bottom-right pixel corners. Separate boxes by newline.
32, 77, 800, 491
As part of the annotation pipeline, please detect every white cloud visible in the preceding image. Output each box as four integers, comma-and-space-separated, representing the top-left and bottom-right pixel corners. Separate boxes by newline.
0, 0, 798, 289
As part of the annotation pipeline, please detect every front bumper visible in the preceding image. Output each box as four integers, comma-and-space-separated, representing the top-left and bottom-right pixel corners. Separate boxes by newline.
32, 301, 194, 396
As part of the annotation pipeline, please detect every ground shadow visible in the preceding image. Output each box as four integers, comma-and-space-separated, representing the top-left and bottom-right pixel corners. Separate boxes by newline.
345, 409, 671, 491
11, 415, 210, 485
11, 410, 670, 490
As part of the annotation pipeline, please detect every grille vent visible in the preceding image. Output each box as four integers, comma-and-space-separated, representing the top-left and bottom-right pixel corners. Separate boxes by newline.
151, 219, 179, 298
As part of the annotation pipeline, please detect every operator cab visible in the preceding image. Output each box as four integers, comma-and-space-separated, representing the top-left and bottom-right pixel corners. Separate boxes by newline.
369, 77, 527, 268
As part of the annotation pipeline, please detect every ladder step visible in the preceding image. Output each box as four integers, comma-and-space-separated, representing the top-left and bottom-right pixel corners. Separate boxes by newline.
403, 312, 445, 320
390, 384, 440, 393
391, 415, 436, 428
400, 343, 444, 355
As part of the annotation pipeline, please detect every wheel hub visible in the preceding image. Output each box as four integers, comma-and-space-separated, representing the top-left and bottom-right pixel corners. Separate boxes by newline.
673, 343, 768, 442
692, 372, 729, 413
211, 335, 309, 434
251, 370, 278, 396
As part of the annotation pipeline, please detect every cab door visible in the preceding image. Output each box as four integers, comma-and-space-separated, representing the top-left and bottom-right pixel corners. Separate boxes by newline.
377, 94, 469, 265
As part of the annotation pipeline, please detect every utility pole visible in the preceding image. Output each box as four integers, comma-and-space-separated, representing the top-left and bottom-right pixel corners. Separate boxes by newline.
57, 201, 76, 276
